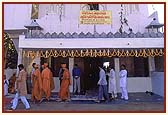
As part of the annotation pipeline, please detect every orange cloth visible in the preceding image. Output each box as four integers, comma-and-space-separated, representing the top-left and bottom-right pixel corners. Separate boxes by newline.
59, 68, 71, 100
41, 67, 51, 100
31, 68, 43, 101
8, 74, 16, 93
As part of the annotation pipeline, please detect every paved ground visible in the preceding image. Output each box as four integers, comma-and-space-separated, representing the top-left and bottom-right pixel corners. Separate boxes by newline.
3, 92, 165, 112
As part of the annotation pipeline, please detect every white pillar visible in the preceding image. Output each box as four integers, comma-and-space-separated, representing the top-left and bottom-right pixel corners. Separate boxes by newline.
148, 57, 156, 77
114, 58, 120, 92
17, 48, 23, 75
17, 48, 23, 65
69, 58, 74, 93
148, 57, 155, 92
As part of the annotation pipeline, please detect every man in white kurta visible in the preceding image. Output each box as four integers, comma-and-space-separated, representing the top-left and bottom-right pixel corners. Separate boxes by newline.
119, 64, 128, 100
95, 67, 109, 103
4, 75, 9, 96
108, 68, 117, 99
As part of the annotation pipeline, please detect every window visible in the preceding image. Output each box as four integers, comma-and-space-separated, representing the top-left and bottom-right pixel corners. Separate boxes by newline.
120, 57, 149, 77
154, 56, 164, 72
88, 4, 99, 10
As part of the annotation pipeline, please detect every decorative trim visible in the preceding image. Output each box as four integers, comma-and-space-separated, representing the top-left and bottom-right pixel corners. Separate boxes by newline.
23, 49, 164, 59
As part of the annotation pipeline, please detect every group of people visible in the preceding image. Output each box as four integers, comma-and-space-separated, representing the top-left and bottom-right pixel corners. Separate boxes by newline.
5, 62, 128, 110
4, 73, 16, 96
8, 62, 71, 110
95, 64, 128, 103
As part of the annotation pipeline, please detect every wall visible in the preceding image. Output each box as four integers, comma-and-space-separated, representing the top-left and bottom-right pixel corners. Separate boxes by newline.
19, 35, 164, 49
4, 4, 150, 33
51, 76, 152, 93
151, 72, 164, 97
4, 4, 32, 30
126, 77, 152, 92
4, 69, 17, 80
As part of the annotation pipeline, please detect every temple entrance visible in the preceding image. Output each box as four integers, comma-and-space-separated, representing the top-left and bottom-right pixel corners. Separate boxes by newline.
74, 57, 114, 93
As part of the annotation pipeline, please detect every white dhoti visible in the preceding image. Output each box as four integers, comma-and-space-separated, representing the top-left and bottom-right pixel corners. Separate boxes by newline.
4, 80, 9, 96
11, 93, 30, 110
108, 77, 117, 98
4, 84, 8, 96
119, 69, 128, 100
108, 69, 117, 98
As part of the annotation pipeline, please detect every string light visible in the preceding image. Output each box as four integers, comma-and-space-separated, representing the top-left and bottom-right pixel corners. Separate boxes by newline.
23, 49, 164, 58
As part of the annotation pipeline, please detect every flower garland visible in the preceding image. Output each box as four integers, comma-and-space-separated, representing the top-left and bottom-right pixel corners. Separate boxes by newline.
23, 49, 164, 59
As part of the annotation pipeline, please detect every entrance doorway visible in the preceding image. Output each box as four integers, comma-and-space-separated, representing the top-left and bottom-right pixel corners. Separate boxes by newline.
74, 57, 114, 92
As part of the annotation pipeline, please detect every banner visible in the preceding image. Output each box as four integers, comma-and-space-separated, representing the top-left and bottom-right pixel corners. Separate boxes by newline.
79, 11, 112, 24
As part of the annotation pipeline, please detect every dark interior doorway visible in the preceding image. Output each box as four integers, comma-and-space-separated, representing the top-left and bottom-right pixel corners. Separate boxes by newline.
74, 57, 114, 92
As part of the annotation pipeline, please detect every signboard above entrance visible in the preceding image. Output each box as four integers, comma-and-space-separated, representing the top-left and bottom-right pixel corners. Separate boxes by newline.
79, 11, 112, 24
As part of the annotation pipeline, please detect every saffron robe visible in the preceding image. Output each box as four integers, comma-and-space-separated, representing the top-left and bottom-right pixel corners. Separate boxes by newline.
31, 68, 43, 101
8, 74, 16, 93
41, 67, 51, 100
59, 68, 71, 100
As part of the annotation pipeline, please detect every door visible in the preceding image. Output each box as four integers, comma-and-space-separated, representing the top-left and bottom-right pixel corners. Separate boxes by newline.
84, 57, 102, 91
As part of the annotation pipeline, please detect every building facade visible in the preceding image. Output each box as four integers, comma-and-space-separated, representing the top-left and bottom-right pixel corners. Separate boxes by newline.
4, 4, 164, 96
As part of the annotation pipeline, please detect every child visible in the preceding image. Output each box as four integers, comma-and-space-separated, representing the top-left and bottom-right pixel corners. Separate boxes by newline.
4, 75, 9, 96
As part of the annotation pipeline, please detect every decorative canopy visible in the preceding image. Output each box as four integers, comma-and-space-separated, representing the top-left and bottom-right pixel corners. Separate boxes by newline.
24, 20, 43, 30
145, 18, 164, 29
146, 11, 164, 29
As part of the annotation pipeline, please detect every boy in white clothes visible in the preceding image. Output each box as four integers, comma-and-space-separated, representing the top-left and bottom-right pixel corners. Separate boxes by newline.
119, 64, 128, 100
108, 67, 117, 99
4, 75, 9, 96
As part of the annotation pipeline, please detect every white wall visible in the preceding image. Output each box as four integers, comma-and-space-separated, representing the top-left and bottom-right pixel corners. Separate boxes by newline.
126, 77, 152, 92
4, 3, 158, 34
4, 4, 150, 33
19, 35, 164, 49
4, 4, 32, 30
4, 69, 17, 80
151, 72, 164, 97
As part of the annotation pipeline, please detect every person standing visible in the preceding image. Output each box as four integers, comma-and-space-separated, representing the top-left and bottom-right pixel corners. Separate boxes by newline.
119, 64, 128, 100
31, 63, 36, 101
41, 63, 52, 101
4, 75, 9, 96
58, 63, 71, 102
108, 67, 117, 99
95, 66, 109, 103
31, 64, 43, 103
72, 64, 81, 95
8, 73, 16, 94
10, 64, 30, 110
31, 63, 36, 84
